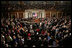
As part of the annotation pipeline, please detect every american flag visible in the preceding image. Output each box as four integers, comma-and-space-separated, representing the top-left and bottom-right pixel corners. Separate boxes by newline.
33, 13, 37, 17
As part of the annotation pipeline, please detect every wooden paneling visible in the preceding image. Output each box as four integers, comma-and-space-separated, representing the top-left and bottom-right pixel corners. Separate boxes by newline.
19, 13, 23, 19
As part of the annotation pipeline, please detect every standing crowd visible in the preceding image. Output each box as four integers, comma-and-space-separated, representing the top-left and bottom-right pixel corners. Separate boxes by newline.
1, 16, 71, 47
